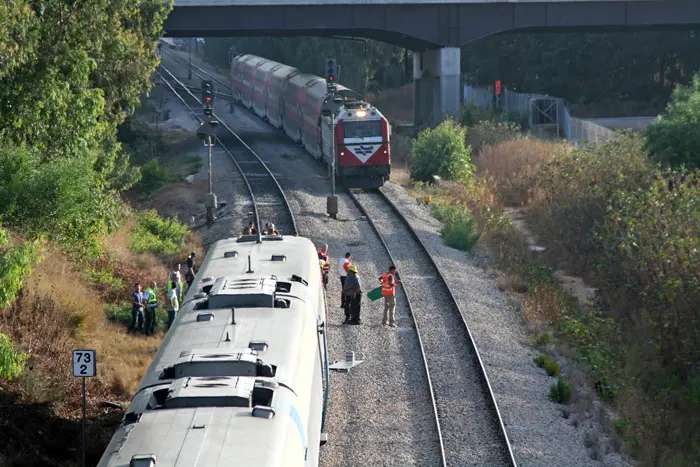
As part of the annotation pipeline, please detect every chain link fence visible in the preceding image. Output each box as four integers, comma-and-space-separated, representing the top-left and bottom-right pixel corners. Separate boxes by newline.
464, 85, 617, 143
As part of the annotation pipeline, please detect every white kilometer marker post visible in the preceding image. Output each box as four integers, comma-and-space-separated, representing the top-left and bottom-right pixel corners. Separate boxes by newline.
73, 349, 96, 467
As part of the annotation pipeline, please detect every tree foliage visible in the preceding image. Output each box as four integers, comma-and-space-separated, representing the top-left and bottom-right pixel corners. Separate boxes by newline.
0, 226, 39, 312
0, 0, 171, 250
0, 332, 28, 381
644, 73, 700, 169
409, 118, 474, 183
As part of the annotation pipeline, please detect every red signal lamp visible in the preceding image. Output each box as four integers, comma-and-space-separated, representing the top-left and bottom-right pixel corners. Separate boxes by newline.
328, 76, 333, 81
205, 97, 212, 103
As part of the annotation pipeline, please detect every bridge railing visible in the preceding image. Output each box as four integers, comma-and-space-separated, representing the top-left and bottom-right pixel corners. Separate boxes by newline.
463, 85, 617, 143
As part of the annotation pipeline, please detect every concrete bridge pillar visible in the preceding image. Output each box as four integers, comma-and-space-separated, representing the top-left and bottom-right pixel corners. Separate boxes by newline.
413, 47, 461, 127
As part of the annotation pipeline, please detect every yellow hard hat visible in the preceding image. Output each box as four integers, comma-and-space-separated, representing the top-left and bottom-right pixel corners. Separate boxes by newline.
348, 265, 358, 273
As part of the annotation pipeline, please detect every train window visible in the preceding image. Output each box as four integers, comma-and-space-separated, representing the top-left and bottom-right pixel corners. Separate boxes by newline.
271, 254, 286, 261
344, 120, 382, 139
224, 251, 238, 258
274, 298, 290, 309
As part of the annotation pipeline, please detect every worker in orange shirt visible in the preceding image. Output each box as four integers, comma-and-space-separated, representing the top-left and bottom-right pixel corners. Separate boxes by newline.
379, 265, 399, 327
338, 252, 352, 309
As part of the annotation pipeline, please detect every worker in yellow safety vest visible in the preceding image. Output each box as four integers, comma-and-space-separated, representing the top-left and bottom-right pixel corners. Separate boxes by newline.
318, 244, 330, 289
143, 281, 159, 336
379, 265, 399, 327
168, 273, 184, 303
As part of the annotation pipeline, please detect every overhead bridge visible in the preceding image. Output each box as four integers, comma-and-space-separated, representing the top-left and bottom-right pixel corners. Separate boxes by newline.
165, 0, 700, 126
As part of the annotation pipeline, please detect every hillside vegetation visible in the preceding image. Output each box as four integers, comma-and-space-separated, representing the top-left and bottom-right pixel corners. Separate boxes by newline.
399, 76, 700, 466
0, 2, 203, 465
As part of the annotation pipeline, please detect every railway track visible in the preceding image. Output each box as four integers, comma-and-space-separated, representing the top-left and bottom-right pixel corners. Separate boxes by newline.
156, 63, 297, 236
158, 48, 514, 466
348, 189, 517, 467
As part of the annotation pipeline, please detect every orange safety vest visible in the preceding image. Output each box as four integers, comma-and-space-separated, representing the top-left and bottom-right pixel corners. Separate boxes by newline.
381, 272, 396, 296
318, 251, 330, 272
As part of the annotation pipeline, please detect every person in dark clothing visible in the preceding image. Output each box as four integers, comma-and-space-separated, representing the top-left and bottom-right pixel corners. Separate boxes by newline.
129, 283, 144, 333
342, 265, 363, 325
185, 252, 197, 287
243, 221, 256, 235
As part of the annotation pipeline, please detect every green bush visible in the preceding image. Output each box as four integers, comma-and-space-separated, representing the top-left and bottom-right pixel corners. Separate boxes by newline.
529, 133, 654, 271
0, 227, 40, 310
0, 332, 28, 381
460, 103, 529, 130
466, 120, 523, 153
130, 210, 189, 256
0, 145, 115, 249
645, 73, 700, 169
431, 202, 480, 252
533, 354, 561, 376
593, 170, 700, 369
134, 159, 180, 194
105, 303, 132, 326
408, 118, 474, 183
531, 331, 554, 346
549, 377, 573, 404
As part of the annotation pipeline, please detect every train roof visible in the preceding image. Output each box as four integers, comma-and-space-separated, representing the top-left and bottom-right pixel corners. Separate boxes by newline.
98, 235, 324, 467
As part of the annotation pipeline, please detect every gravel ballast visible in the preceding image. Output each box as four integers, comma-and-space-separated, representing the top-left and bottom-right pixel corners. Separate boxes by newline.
159, 51, 445, 466
380, 182, 632, 467
353, 190, 512, 466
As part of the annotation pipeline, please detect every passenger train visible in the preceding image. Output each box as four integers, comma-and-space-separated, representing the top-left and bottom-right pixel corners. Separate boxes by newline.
231, 54, 391, 189
97, 234, 329, 467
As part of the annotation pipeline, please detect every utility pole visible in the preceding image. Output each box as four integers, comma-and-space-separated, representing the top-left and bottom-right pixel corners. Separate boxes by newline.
323, 58, 338, 219
206, 135, 215, 227
188, 38, 193, 80
197, 81, 219, 228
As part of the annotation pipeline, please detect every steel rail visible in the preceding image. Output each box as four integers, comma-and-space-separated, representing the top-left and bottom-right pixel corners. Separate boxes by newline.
155, 66, 260, 236
346, 190, 448, 467
158, 63, 297, 236
373, 188, 519, 466
161, 47, 231, 94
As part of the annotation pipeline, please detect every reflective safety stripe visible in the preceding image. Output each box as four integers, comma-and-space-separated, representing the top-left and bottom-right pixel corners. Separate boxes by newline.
145, 288, 157, 304
381, 273, 396, 296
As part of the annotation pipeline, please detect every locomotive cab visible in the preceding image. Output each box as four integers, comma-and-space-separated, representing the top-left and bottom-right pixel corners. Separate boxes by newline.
323, 100, 391, 189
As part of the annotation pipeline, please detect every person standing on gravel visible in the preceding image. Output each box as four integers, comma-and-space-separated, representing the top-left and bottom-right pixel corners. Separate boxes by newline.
343, 265, 363, 325
338, 252, 352, 309
379, 265, 399, 327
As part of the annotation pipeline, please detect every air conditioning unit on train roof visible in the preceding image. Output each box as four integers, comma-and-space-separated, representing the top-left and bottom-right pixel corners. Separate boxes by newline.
208, 276, 276, 309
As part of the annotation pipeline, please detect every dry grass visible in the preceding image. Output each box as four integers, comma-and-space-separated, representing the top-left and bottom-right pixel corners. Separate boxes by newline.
1, 213, 198, 407
473, 137, 566, 207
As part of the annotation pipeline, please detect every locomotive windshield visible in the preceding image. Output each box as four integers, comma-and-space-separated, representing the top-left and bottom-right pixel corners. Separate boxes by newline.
343, 120, 382, 139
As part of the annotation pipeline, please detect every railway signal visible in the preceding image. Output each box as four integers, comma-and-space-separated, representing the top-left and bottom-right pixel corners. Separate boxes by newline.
325, 58, 337, 94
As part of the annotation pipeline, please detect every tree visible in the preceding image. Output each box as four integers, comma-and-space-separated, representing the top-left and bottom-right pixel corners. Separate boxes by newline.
0, 0, 172, 248
644, 73, 700, 169
409, 118, 474, 183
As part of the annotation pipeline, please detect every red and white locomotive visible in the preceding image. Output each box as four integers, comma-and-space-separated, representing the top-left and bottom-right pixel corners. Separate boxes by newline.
231, 54, 391, 189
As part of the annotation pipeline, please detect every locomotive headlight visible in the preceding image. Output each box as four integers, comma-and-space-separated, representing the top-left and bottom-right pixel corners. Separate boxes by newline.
356, 110, 366, 118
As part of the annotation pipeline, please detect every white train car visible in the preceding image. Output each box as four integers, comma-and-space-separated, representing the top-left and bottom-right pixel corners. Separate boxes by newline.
97, 234, 329, 467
